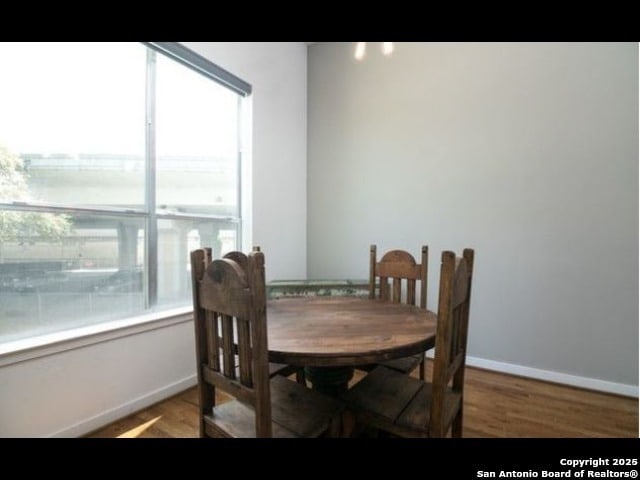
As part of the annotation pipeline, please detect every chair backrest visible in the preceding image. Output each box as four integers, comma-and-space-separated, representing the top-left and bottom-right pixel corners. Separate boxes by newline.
429, 249, 475, 436
190, 248, 272, 437
222, 245, 261, 272
369, 244, 428, 308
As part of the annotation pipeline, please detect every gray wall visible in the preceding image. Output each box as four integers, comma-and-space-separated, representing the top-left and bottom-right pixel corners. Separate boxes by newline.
307, 42, 638, 388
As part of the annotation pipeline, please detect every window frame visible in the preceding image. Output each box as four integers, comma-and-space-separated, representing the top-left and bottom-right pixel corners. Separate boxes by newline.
0, 42, 250, 352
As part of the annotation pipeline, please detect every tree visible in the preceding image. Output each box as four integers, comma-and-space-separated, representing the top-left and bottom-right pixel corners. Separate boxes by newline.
0, 145, 71, 247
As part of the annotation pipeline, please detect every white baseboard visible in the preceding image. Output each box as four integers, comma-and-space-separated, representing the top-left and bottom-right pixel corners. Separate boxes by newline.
465, 355, 638, 398
50, 374, 198, 438
424, 351, 638, 397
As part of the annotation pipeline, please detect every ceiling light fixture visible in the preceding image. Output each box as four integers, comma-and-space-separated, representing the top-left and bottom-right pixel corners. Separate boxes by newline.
354, 42, 394, 61
354, 42, 366, 61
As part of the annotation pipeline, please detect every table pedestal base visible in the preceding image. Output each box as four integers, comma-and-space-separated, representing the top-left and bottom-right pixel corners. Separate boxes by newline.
304, 366, 354, 396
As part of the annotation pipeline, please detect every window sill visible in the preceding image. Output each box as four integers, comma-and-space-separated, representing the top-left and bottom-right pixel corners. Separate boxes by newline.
0, 306, 194, 367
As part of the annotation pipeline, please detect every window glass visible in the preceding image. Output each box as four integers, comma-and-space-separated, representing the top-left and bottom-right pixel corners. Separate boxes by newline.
0, 42, 146, 209
156, 218, 238, 307
0, 211, 145, 342
0, 43, 244, 344
156, 53, 239, 217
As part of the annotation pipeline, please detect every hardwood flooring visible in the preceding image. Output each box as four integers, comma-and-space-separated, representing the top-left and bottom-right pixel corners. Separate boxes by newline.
88, 364, 638, 438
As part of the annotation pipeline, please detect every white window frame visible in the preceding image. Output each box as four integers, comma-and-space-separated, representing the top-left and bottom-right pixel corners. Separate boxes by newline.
0, 42, 252, 363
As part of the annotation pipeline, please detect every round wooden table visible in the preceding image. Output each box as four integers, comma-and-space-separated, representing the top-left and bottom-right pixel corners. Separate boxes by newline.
267, 296, 437, 395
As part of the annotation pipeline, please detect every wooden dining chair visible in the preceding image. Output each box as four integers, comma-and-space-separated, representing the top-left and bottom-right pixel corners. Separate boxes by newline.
190, 248, 344, 437
344, 249, 475, 438
364, 244, 429, 379
220, 247, 306, 385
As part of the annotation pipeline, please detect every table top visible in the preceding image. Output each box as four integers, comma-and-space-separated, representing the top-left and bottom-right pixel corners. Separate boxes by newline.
267, 296, 437, 367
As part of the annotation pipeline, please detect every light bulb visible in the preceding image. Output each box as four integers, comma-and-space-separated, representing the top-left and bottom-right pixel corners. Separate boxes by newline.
355, 42, 366, 61
382, 42, 394, 56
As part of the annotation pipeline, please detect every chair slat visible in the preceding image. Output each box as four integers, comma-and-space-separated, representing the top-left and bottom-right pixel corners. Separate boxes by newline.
380, 276, 389, 301
221, 314, 236, 379
237, 316, 253, 387
420, 246, 428, 308
392, 278, 401, 303
407, 278, 416, 305
205, 310, 220, 371
369, 245, 377, 300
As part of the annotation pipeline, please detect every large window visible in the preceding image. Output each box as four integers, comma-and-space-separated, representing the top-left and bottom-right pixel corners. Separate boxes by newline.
0, 42, 248, 344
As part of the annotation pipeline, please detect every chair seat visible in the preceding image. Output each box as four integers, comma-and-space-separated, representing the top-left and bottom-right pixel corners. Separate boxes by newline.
223, 354, 298, 379
204, 375, 344, 438
342, 366, 461, 437
268, 362, 297, 378
357, 353, 423, 375
205, 400, 297, 438
270, 362, 307, 386
396, 378, 461, 435
378, 353, 423, 374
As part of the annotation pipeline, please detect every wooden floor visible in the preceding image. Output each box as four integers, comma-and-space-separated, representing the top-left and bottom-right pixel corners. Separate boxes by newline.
89, 364, 638, 438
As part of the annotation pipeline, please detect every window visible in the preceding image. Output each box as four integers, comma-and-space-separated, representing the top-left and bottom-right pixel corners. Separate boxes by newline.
0, 42, 249, 344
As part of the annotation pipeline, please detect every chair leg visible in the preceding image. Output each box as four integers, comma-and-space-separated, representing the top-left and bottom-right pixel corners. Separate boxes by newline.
199, 383, 215, 438
452, 408, 463, 438
419, 357, 426, 381
322, 414, 344, 438
295, 368, 306, 385
341, 411, 356, 437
